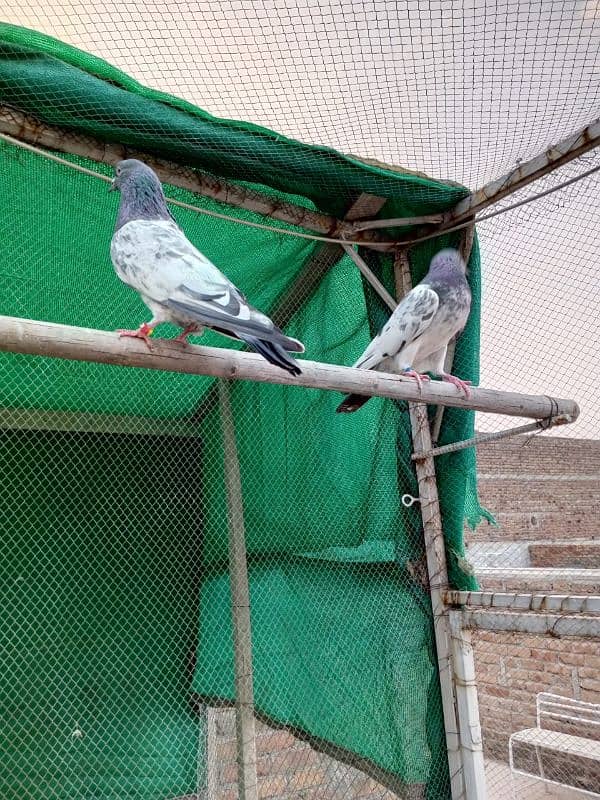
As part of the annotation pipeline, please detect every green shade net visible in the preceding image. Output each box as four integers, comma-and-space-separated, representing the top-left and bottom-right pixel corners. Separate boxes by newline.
0, 23, 486, 800
0, 430, 202, 800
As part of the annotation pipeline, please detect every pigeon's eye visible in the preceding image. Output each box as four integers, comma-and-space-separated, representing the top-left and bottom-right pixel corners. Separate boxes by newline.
116, 167, 122, 176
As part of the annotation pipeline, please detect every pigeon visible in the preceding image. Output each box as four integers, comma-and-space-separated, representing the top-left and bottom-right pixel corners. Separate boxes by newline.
336, 248, 472, 413
109, 159, 304, 375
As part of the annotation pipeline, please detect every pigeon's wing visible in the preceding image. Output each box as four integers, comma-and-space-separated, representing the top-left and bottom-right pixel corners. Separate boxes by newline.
353, 283, 439, 370
111, 219, 304, 352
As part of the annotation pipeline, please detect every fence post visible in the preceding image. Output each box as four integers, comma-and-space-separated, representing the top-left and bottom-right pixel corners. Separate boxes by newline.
394, 250, 486, 800
219, 379, 259, 800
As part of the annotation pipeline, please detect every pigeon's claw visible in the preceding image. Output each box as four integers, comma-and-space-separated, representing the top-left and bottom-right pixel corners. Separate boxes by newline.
117, 322, 155, 349
442, 372, 472, 398
402, 368, 431, 394
173, 324, 200, 346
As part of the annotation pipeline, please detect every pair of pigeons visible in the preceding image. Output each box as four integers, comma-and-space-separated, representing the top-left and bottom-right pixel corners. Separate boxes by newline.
110, 159, 472, 412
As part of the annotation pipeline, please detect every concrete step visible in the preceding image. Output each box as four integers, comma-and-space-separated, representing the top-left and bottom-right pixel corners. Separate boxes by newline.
465, 510, 600, 541
529, 541, 600, 569
474, 567, 600, 594
466, 539, 600, 569
476, 476, 600, 514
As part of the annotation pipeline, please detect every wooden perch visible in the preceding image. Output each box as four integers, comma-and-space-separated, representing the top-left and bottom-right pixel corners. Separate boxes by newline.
0, 315, 580, 422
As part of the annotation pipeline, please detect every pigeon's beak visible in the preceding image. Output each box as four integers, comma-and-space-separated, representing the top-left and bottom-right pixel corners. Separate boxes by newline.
108, 178, 117, 192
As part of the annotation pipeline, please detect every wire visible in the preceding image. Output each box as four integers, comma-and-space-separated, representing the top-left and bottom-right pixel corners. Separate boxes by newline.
1, 130, 598, 249
407, 163, 600, 245
0, 132, 354, 245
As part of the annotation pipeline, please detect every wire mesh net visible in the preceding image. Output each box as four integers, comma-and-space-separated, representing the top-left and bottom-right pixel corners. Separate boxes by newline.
0, 2, 598, 799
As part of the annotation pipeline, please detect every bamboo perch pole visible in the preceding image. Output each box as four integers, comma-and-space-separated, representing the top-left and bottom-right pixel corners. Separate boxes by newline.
0, 105, 390, 251
409, 401, 466, 800
219, 380, 259, 800
0, 316, 580, 421
394, 248, 486, 800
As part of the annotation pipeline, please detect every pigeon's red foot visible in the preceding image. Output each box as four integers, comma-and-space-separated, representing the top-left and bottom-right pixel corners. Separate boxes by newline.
117, 322, 155, 349
402, 368, 431, 393
442, 372, 472, 398
173, 324, 200, 346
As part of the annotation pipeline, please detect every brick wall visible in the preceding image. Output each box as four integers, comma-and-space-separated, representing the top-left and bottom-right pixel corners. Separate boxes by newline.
202, 435, 600, 798
473, 630, 600, 762
466, 434, 600, 566
206, 709, 403, 800
468, 434, 600, 788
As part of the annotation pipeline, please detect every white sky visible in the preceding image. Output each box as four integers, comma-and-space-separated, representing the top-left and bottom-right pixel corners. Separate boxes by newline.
2, 0, 600, 437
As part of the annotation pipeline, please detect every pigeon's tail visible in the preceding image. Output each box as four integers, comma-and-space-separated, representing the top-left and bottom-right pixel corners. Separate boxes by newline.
238, 333, 302, 376
336, 393, 371, 413
276, 333, 305, 353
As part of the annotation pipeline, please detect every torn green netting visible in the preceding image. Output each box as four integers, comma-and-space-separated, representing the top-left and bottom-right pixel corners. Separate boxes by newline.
0, 23, 488, 800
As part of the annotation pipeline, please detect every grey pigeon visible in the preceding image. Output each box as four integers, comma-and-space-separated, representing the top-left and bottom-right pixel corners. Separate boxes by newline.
109, 159, 304, 375
337, 248, 472, 413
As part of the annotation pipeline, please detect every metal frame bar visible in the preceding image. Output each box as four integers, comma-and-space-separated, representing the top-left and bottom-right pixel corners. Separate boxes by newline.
448, 610, 486, 800
509, 692, 600, 799
413, 414, 575, 461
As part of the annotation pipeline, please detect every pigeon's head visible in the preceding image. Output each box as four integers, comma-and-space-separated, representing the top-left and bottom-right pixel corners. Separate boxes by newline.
110, 159, 163, 195
111, 159, 173, 228
429, 248, 467, 276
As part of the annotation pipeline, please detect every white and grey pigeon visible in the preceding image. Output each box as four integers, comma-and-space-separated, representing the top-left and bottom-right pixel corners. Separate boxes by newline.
109, 159, 304, 375
337, 248, 472, 413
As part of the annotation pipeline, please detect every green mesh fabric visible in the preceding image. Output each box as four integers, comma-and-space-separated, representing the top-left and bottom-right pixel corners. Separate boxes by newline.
0, 22, 468, 218
0, 23, 485, 800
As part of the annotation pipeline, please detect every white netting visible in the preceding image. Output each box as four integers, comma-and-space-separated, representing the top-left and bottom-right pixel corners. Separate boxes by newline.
0, 4, 598, 800
3, 0, 598, 438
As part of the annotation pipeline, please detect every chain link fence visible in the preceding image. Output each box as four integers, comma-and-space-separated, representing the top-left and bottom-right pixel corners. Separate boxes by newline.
0, 3, 598, 799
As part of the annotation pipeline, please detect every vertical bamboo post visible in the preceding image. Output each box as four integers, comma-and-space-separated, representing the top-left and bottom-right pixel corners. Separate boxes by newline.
409, 400, 464, 800
394, 249, 486, 800
219, 379, 258, 800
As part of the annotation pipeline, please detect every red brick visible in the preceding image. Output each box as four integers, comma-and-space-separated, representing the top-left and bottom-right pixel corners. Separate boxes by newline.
217, 740, 238, 762
578, 667, 599, 680
256, 729, 297, 753
287, 768, 327, 790
487, 685, 510, 698
559, 652, 586, 666
258, 776, 287, 798
256, 756, 273, 777
219, 763, 239, 784
219, 788, 239, 800
270, 746, 316, 773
